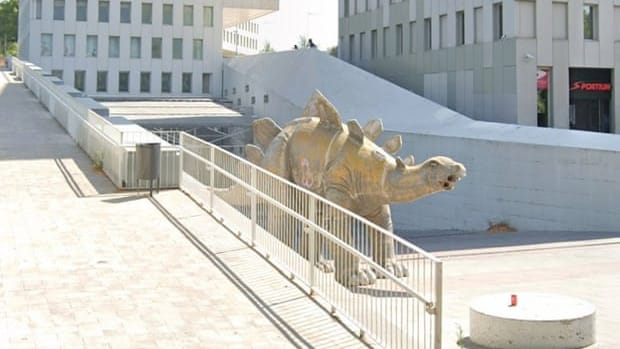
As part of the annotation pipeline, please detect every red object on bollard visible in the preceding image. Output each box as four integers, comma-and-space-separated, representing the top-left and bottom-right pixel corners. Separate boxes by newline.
511, 294, 518, 307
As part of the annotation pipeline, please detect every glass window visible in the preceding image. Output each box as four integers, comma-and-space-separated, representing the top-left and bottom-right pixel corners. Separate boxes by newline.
456, 11, 465, 46
109, 36, 120, 58
552, 2, 568, 40
359, 32, 365, 61
35, 0, 42, 19
424, 18, 432, 50
173, 38, 183, 59
193, 39, 203, 60
140, 72, 151, 93
474, 7, 483, 43
182, 73, 192, 93
161, 72, 172, 93
409, 21, 416, 53
119, 71, 129, 92
151, 38, 162, 59
493, 3, 504, 40
76, 0, 87, 21
348, 34, 355, 61
54, 0, 65, 20
203, 6, 213, 27
184, 5, 193, 26
395, 24, 403, 55
584, 5, 598, 40
87, 35, 97, 57
97, 71, 107, 92
264, 94, 269, 103
142, 3, 152, 24
120, 2, 131, 23
440, 14, 448, 48
202, 73, 211, 94
64, 34, 75, 57
51, 70, 63, 80
74, 70, 85, 92
382, 26, 389, 57
99, 1, 109, 22
130, 37, 141, 58
163, 4, 173, 25
371, 29, 377, 59
41, 33, 53, 56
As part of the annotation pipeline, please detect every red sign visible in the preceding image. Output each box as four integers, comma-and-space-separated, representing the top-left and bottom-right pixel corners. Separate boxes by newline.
570, 81, 612, 92
537, 70, 548, 90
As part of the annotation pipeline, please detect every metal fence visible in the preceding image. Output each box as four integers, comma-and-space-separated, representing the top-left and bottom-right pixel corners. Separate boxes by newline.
178, 132, 443, 349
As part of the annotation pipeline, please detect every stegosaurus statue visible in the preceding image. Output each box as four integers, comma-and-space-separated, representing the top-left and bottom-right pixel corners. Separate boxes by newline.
246, 91, 466, 286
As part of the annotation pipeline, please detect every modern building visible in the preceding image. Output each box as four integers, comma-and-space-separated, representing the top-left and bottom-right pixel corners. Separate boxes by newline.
222, 20, 261, 57
18, 0, 277, 97
338, 0, 620, 134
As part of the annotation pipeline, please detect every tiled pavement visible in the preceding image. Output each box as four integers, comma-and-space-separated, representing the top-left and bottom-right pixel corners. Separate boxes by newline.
0, 70, 366, 348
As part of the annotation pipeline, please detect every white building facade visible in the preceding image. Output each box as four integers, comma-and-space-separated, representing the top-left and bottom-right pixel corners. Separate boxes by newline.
18, 0, 277, 97
338, 0, 620, 134
222, 20, 260, 57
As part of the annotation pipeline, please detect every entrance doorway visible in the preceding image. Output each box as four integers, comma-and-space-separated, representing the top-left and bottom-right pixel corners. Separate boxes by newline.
569, 68, 612, 133
570, 99, 610, 132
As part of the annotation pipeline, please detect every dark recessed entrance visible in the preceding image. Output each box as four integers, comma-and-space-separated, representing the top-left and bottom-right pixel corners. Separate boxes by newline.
569, 68, 612, 133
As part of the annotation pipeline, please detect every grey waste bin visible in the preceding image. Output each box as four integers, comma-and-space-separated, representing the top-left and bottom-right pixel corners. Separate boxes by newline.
135, 142, 161, 195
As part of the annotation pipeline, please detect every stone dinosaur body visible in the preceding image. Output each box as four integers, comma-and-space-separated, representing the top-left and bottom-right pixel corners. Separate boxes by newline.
246, 91, 466, 286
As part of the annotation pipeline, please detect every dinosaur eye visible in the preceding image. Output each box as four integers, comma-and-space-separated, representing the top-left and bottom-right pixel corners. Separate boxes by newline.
428, 160, 438, 167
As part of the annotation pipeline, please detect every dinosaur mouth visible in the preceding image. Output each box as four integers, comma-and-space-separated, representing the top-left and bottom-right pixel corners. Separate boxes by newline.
441, 172, 465, 190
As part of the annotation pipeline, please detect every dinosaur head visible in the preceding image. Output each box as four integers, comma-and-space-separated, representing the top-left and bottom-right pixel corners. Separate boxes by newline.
386, 156, 466, 203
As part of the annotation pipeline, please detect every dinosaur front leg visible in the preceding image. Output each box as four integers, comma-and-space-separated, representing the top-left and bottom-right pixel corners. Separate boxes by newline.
326, 189, 376, 287
366, 205, 409, 278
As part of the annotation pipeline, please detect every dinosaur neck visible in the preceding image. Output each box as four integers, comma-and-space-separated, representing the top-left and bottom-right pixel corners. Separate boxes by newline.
386, 165, 437, 203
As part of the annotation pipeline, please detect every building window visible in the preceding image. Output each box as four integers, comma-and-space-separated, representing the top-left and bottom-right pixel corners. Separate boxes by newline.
348, 34, 355, 62
173, 38, 183, 59
53, 0, 65, 20
439, 14, 448, 48
161, 72, 172, 93
245, 84, 249, 92
119, 71, 129, 92
456, 11, 465, 46
193, 39, 203, 60
184, 5, 193, 26
537, 68, 551, 127
142, 3, 152, 24
99, 1, 109, 22
395, 24, 403, 55
63, 34, 75, 57
120, 2, 131, 23
204, 6, 214, 27
409, 21, 416, 53
41, 33, 53, 56
109, 36, 120, 58
182, 73, 192, 93
163, 4, 173, 25
202, 73, 211, 94
344, 0, 350, 17
74, 70, 85, 92
493, 3, 504, 40
474, 7, 483, 43
97, 71, 107, 92
140, 72, 151, 93
382, 26, 389, 57
371, 29, 377, 59
517, 1, 536, 38
51, 70, 63, 80
583, 5, 598, 40
251, 96, 256, 104
264, 94, 269, 103
232, 87, 236, 95
86, 35, 97, 57
552, 2, 568, 40
35, 0, 42, 19
152, 38, 162, 59
359, 32, 366, 60
424, 18, 432, 50
130, 37, 141, 58
76, 0, 87, 21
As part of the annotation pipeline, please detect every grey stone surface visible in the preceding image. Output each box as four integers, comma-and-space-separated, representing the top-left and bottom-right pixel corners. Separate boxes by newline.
0, 70, 366, 348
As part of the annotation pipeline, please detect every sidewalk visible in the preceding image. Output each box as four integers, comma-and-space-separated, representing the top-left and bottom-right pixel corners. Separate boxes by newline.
0, 70, 366, 349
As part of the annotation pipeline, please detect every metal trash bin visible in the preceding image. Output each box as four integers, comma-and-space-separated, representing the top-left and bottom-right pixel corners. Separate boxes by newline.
135, 142, 161, 195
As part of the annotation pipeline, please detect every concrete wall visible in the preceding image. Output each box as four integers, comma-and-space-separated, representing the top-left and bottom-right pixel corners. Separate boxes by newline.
223, 49, 620, 232
339, 0, 620, 134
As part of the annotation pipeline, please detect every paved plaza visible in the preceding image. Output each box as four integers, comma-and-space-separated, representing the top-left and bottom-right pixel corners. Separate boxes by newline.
2, 67, 620, 349
0, 70, 366, 348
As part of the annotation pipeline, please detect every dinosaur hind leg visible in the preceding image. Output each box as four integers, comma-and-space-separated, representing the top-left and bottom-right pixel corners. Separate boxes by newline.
366, 205, 409, 278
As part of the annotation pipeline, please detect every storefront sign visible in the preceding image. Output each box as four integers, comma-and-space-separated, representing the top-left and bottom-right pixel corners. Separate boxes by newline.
570, 81, 612, 92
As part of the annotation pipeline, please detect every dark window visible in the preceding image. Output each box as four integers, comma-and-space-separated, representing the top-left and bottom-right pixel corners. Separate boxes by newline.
152, 38, 162, 59
74, 70, 85, 92
202, 73, 211, 94
456, 11, 465, 46
120, 2, 131, 23
99, 1, 109, 23
76, 0, 87, 21
97, 71, 107, 92
119, 71, 129, 92
163, 4, 173, 25
140, 72, 151, 93
54, 0, 65, 20
182, 73, 192, 93
161, 72, 172, 93
142, 3, 152, 24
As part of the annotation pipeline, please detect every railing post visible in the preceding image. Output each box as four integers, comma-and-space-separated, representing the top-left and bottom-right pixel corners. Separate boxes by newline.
209, 146, 215, 211
250, 166, 257, 246
308, 196, 317, 293
434, 261, 443, 349
178, 132, 184, 189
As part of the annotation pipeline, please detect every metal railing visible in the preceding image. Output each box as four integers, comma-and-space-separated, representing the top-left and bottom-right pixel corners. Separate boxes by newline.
178, 132, 443, 349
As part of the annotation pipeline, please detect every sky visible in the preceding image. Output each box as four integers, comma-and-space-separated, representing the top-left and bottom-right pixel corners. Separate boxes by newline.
254, 0, 338, 51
